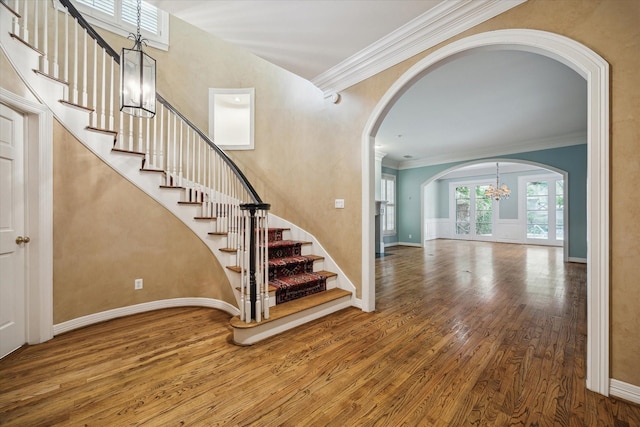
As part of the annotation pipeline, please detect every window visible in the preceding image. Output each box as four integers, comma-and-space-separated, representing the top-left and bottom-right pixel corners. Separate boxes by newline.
455, 186, 470, 235
475, 185, 493, 236
72, 0, 169, 50
452, 182, 494, 239
381, 174, 396, 235
520, 175, 564, 246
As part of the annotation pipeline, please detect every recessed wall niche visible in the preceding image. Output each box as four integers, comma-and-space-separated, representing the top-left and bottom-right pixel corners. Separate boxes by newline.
208, 88, 255, 150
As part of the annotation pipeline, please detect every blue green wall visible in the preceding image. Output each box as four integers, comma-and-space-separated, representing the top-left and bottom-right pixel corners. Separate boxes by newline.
394, 144, 587, 258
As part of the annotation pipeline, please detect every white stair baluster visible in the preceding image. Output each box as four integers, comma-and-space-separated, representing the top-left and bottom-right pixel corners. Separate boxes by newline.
63, 5, 69, 92
108, 58, 114, 131
145, 115, 150, 168
21, 0, 28, 43
91, 39, 97, 126
82, 29, 87, 106
53, 0, 59, 78
152, 105, 158, 167
72, 16, 78, 104
159, 104, 164, 172
100, 48, 106, 129
137, 116, 143, 155
185, 127, 190, 189
41, 0, 49, 74
128, 114, 133, 151
178, 119, 183, 187
33, 0, 38, 51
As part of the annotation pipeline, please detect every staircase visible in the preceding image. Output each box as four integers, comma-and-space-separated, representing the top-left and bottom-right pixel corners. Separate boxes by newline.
230, 227, 351, 344
0, 0, 354, 344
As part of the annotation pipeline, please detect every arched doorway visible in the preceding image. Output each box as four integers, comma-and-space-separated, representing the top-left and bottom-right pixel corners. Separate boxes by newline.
420, 160, 572, 261
361, 30, 609, 394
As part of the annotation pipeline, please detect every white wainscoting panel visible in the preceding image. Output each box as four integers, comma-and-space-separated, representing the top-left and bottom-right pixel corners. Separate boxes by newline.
494, 219, 523, 243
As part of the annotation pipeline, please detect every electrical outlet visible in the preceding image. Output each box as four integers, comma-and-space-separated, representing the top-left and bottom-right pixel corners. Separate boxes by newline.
134, 278, 143, 290
334, 199, 345, 209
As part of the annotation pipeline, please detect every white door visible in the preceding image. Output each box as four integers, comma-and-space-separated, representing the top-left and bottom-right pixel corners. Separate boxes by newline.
0, 103, 26, 359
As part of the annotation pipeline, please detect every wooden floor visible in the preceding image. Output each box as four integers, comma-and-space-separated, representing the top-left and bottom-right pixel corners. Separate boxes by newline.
1, 240, 639, 426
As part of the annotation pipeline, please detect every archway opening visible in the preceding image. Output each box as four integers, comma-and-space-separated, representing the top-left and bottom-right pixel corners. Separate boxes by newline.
361, 30, 609, 394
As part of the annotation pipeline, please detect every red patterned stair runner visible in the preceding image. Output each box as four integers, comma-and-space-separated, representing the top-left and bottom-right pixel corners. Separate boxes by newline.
268, 229, 326, 304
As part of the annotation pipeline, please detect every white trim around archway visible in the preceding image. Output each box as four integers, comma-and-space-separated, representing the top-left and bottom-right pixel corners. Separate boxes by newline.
1, 88, 54, 346
361, 29, 609, 395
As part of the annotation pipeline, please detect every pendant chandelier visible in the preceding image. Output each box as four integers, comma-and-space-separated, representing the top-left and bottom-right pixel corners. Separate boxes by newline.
120, 0, 156, 118
485, 162, 511, 201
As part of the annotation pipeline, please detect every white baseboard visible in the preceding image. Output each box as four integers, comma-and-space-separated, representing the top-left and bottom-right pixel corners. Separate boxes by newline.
568, 257, 587, 264
53, 298, 240, 335
383, 242, 399, 248
610, 379, 640, 405
397, 242, 423, 247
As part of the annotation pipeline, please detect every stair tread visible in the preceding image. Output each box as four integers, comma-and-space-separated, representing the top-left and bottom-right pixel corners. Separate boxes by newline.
269, 254, 324, 265
226, 265, 334, 279
268, 240, 312, 247
219, 247, 236, 252
314, 270, 338, 279
34, 69, 69, 86
159, 185, 184, 189
59, 99, 94, 112
230, 288, 351, 329
86, 126, 117, 135
194, 216, 217, 220
112, 147, 145, 156
140, 168, 165, 173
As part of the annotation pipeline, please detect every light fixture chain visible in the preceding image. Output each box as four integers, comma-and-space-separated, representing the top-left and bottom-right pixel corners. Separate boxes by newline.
136, 0, 142, 41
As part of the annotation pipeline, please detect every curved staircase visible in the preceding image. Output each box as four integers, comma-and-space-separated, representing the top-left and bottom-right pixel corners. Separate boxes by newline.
0, 0, 354, 344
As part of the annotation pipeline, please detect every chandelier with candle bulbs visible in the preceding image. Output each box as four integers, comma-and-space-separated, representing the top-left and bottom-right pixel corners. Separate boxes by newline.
485, 162, 511, 201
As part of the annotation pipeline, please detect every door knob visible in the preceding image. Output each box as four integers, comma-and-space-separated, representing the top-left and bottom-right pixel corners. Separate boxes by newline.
16, 236, 30, 244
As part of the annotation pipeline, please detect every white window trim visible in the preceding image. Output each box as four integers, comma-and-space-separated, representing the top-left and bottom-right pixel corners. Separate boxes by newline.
449, 180, 496, 241
518, 173, 566, 247
70, 0, 169, 51
381, 173, 396, 236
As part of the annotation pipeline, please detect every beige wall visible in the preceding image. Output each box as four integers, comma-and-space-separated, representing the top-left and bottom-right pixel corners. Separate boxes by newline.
52, 121, 235, 323
2, 0, 638, 386
1, 51, 235, 324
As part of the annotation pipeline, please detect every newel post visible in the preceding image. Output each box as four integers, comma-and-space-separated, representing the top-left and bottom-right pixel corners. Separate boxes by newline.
240, 203, 270, 321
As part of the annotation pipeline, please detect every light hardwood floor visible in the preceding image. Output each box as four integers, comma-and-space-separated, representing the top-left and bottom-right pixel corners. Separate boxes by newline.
1, 240, 639, 426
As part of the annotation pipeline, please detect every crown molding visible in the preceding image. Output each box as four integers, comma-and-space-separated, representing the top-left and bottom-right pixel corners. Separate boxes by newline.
313, 0, 527, 97
395, 131, 586, 170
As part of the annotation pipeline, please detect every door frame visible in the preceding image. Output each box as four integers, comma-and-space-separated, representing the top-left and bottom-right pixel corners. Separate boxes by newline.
361, 30, 609, 395
1, 88, 53, 345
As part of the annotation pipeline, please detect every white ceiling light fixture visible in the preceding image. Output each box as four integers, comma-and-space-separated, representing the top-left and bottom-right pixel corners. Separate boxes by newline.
485, 162, 511, 201
121, 0, 157, 118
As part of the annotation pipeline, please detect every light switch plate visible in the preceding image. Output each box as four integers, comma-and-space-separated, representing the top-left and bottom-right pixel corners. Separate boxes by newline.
335, 199, 345, 209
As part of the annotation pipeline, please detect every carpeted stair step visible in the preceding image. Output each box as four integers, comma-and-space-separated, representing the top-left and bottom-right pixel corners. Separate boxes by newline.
269, 255, 322, 280
268, 240, 311, 259
268, 228, 289, 242
270, 272, 327, 304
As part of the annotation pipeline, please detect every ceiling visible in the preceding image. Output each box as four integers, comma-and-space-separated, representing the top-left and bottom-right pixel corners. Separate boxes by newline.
376, 50, 587, 167
148, 0, 445, 82
147, 1, 586, 169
